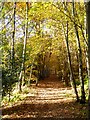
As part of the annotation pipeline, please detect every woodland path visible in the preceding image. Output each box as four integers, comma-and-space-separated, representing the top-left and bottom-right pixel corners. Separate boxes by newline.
2, 75, 87, 120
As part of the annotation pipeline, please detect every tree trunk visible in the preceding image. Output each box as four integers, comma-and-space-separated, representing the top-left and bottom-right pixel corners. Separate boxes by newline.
62, 21, 79, 102
72, 1, 86, 104
11, 2, 16, 73
66, 21, 79, 101
80, 21, 89, 77
28, 64, 33, 86
28, 58, 35, 86
61, 2, 79, 101
19, 2, 28, 92
86, 1, 90, 119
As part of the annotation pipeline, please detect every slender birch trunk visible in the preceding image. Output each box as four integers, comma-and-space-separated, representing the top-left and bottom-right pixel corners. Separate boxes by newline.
19, 2, 28, 92
72, 1, 85, 103
62, 21, 79, 102
62, 2, 79, 101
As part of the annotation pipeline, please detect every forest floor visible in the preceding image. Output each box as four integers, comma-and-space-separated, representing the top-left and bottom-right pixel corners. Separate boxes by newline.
2, 75, 88, 120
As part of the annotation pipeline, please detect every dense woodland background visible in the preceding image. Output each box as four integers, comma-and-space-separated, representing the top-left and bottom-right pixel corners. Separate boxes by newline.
1, 1, 90, 119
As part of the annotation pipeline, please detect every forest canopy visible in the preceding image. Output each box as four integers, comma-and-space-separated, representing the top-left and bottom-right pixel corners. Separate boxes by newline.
1, 1, 90, 107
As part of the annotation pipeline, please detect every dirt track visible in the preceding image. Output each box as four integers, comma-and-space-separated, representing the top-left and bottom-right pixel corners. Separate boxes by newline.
2, 75, 87, 119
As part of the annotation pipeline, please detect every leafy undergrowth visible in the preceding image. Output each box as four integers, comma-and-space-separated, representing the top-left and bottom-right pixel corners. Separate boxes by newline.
2, 84, 37, 107
2, 75, 88, 119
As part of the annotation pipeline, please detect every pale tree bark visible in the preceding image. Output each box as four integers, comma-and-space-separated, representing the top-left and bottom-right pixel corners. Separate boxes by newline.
19, 2, 28, 92
86, 1, 90, 119
72, 1, 86, 103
